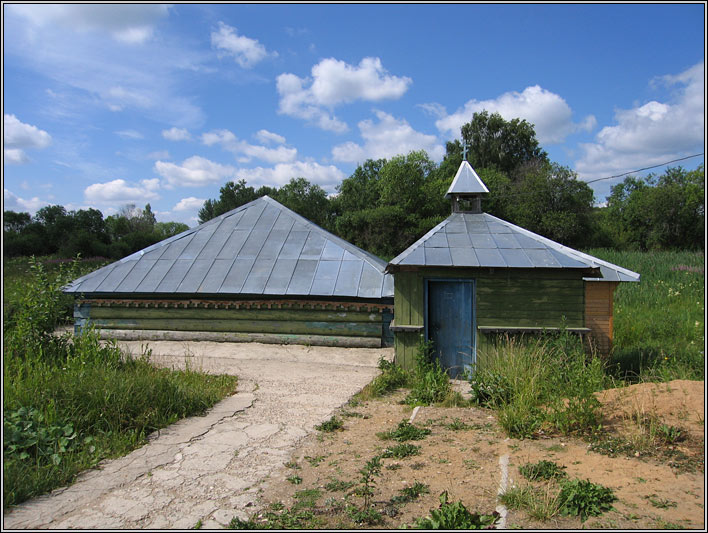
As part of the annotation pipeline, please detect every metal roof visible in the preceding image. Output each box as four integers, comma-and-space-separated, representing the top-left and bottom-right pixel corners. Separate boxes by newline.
445, 160, 489, 197
387, 212, 640, 282
64, 196, 394, 299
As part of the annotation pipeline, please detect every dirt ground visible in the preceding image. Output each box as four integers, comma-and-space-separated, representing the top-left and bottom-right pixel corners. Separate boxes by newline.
255, 380, 705, 529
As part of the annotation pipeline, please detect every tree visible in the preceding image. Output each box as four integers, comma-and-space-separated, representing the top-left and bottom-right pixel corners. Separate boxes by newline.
272, 177, 332, 229
3, 211, 31, 233
459, 111, 548, 177
154, 221, 190, 239
198, 180, 259, 223
604, 165, 704, 250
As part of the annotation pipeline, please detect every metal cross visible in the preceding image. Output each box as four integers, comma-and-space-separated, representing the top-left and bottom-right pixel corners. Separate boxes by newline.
462, 141, 469, 162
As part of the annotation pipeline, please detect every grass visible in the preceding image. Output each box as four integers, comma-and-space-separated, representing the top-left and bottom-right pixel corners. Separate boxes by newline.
586, 249, 704, 382
3, 256, 238, 507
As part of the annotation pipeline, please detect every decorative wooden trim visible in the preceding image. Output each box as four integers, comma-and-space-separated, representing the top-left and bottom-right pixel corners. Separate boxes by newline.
78, 298, 393, 314
478, 326, 591, 334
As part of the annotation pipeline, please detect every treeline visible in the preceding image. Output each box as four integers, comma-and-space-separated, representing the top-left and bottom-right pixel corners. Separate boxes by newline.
4, 112, 704, 261
3, 204, 189, 259
198, 112, 705, 258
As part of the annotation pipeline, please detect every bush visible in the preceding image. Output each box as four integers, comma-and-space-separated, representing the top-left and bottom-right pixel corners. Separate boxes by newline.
405, 341, 451, 406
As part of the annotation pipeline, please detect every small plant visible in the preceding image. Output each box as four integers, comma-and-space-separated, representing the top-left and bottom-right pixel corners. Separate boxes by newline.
286, 475, 302, 485
358, 357, 410, 399
315, 416, 344, 432
380, 443, 421, 459
391, 482, 429, 504
325, 478, 355, 492
645, 494, 678, 509
304, 455, 325, 466
658, 424, 684, 444
446, 418, 472, 431
377, 420, 431, 442
284, 460, 300, 469
293, 488, 321, 509
558, 478, 616, 522
192, 519, 202, 529
346, 506, 384, 525
468, 370, 512, 407
500, 483, 562, 521
351, 455, 382, 518
405, 342, 452, 406
519, 460, 568, 481
411, 491, 500, 529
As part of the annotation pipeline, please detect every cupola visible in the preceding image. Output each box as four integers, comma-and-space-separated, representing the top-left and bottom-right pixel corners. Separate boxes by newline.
445, 149, 489, 214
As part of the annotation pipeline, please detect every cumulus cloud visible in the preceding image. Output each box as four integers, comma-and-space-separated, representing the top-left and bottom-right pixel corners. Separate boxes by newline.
332, 110, 445, 163
174, 197, 206, 212
255, 129, 286, 145
4, 188, 50, 213
211, 22, 277, 69
8, 4, 169, 44
4, 114, 52, 164
277, 57, 412, 132
84, 178, 160, 204
435, 85, 595, 145
201, 128, 297, 164
235, 161, 346, 191
155, 155, 237, 188
575, 62, 705, 181
162, 127, 191, 141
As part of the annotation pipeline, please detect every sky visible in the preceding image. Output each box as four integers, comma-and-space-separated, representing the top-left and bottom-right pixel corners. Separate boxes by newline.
3, 3, 705, 227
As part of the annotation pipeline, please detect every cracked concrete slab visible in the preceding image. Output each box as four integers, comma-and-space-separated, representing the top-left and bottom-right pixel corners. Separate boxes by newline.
3, 341, 389, 530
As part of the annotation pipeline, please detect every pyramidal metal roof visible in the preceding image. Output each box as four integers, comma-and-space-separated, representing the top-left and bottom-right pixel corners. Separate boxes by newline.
64, 196, 394, 299
445, 160, 489, 197
387, 212, 640, 283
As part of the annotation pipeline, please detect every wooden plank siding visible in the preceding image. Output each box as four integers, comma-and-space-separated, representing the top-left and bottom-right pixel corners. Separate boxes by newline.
393, 268, 586, 369
76, 298, 392, 345
584, 281, 619, 357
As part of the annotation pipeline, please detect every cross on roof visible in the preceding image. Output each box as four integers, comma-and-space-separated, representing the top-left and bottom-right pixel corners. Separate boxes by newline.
462, 140, 469, 162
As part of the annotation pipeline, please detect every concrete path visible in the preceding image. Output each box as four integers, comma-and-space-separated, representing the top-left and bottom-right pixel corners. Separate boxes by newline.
3, 341, 390, 530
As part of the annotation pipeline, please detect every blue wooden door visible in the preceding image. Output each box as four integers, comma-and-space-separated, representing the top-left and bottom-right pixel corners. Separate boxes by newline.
426, 280, 475, 378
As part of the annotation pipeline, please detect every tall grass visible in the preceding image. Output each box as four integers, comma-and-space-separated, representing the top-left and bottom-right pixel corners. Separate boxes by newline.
470, 333, 606, 439
3, 257, 238, 507
587, 249, 704, 381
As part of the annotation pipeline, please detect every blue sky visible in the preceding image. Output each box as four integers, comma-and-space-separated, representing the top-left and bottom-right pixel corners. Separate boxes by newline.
3, 3, 705, 226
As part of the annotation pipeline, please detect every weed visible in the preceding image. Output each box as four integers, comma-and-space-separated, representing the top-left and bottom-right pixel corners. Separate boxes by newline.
286, 475, 302, 485
658, 424, 685, 444
358, 357, 411, 400
325, 478, 355, 492
377, 420, 431, 442
192, 519, 202, 529
284, 460, 300, 469
346, 506, 384, 525
519, 460, 568, 481
645, 494, 677, 509
405, 341, 451, 406
500, 483, 562, 521
293, 488, 321, 509
304, 455, 325, 467
380, 443, 421, 459
411, 491, 500, 529
315, 416, 344, 433
385, 463, 402, 471
557, 478, 616, 522
229, 506, 319, 529
352, 455, 382, 513
391, 482, 430, 504
446, 418, 472, 431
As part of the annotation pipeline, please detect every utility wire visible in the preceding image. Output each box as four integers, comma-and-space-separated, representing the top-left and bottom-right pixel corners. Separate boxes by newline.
584, 153, 704, 184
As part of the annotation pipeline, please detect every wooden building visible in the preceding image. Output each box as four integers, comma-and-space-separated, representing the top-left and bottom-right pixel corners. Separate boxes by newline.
64, 196, 394, 348
387, 160, 639, 377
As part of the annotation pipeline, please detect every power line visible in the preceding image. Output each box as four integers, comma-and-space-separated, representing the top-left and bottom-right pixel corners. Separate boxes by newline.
584, 153, 704, 184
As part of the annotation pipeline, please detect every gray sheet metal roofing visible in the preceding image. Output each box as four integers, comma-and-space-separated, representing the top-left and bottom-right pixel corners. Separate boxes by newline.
445, 160, 489, 197
64, 196, 394, 299
387, 212, 640, 283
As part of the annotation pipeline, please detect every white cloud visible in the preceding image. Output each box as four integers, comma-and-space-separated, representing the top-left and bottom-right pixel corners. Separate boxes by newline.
277, 57, 412, 132
201, 128, 297, 164
162, 127, 192, 141
8, 4, 169, 44
4, 188, 51, 213
235, 161, 346, 191
84, 178, 160, 204
435, 85, 594, 145
4, 114, 52, 164
155, 155, 237, 188
575, 62, 705, 181
211, 22, 277, 69
332, 110, 445, 163
115, 129, 144, 140
174, 197, 206, 212
146, 150, 170, 160
255, 129, 286, 145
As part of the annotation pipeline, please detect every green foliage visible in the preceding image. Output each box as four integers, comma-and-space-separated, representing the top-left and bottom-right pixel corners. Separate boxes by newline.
359, 357, 411, 399
519, 460, 568, 481
229, 506, 319, 529
468, 370, 513, 407
557, 478, 616, 522
377, 420, 431, 442
293, 488, 321, 509
380, 443, 421, 459
3, 261, 237, 506
603, 165, 704, 250
286, 475, 303, 485
405, 340, 452, 406
315, 416, 344, 432
391, 482, 429, 504
411, 491, 500, 529
324, 478, 355, 492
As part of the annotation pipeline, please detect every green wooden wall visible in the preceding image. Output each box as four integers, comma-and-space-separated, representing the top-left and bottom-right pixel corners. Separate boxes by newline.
393, 268, 586, 369
76, 302, 390, 344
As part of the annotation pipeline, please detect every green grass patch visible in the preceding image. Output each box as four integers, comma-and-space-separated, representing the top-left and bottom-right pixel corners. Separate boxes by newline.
519, 460, 568, 481
380, 443, 421, 459
377, 420, 431, 442
315, 416, 344, 433
3, 257, 237, 507
410, 491, 499, 529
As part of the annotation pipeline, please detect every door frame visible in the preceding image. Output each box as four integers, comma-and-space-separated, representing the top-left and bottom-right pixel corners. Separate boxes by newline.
423, 278, 477, 374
